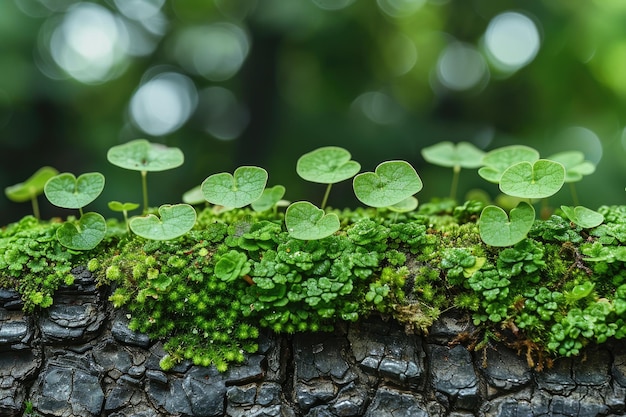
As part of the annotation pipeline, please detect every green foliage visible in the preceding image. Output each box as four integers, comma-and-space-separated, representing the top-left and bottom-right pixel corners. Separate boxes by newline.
201, 166, 268, 208
479, 202, 535, 247
560, 205, 604, 228
4, 166, 58, 219
129, 204, 196, 240
353, 160, 423, 207
284, 201, 340, 240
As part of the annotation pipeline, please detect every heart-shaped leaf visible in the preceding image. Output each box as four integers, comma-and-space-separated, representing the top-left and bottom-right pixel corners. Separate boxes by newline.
182, 185, 205, 205
353, 160, 423, 207
478, 145, 540, 183
107, 139, 184, 172
129, 203, 196, 240
108, 201, 140, 212
499, 159, 565, 199
251, 185, 286, 212
296, 146, 361, 184
201, 166, 268, 208
44, 172, 105, 209
56, 212, 107, 250
5, 166, 59, 203
548, 151, 596, 183
285, 201, 340, 240
560, 205, 604, 229
421, 141, 485, 169
479, 202, 535, 247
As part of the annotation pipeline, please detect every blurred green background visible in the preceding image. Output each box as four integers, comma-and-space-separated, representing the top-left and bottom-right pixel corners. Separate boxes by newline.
1, 0, 626, 224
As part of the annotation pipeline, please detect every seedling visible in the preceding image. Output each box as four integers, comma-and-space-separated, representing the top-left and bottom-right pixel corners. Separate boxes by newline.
479, 201, 535, 247
201, 166, 268, 208
129, 203, 196, 240
498, 159, 565, 199
5, 166, 59, 219
548, 151, 596, 205
296, 146, 361, 209
353, 160, 423, 208
421, 141, 484, 200
251, 185, 287, 212
478, 145, 539, 183
284, 201, 340, 240
44, 172, 107, 250
560, 205, 604, 229
182, 185, 205, 206
108, 201, 140, 232
107, 139, 184, 214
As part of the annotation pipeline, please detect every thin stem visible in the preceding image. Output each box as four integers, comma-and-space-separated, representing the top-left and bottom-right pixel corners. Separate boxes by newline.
141, 170, 149, 214
79, 207, 84, 217
321, 183, 333, 210
31, 195, 40, 220
569, 182, 580, 206
450, 165, 460, 201
123, 210, 130, 233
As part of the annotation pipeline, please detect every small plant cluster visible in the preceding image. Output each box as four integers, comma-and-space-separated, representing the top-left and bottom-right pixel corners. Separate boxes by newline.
2, 138, 626, 371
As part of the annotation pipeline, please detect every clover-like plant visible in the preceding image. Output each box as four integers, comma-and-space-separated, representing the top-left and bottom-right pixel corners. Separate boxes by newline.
5, 166, 58, 219
478, 145, 540, 183
251, 185, 287, 212
182, 185, 205, 206
499, 159, 566, 199
560, 205, 604, 229
421, 141, 484, 200
44, 172, 107, 250
548, 151, 596, 205
129, 203, 196, 240
284, 201, 340, 240
201, 166, 268, 208
296, 146, 361, 209
108, 201, 140, 232
353, 160, 423, 208
479, 201, 536, 247
107, 139, 184, 214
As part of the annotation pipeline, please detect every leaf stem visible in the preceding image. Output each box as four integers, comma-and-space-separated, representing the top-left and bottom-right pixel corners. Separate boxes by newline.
569, 182, 580, 206
141, 170, 149, 214
450, 165, 460, 201
321, 184, 333, 210
31, 195, 40, 220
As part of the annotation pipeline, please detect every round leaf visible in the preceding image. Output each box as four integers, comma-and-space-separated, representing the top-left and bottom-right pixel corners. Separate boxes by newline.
182, 185, 205, 205
129, 203, 196, 240
5, 166, 59, 203
108, 201, 140, 212
56, 212, 107, 250
251, 185, 286, 212
421, 141, 485, 169
44, 172, 105, 209
296, 146, 361, 184
560, 205, 604, 229
499, 159, 565, 199
479, 202, 535, 247
201, 166, 268, 208
548, 151, 596, 183
353, 160, 423, 207
478, 145, 540, 183
285, 201, 340, 240
107, 139, 184, 172
387, 196, 418, 213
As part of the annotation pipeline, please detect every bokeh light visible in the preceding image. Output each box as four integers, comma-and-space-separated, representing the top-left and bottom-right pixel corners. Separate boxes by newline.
556, 126, 603, 165
113, 0, 165, 21
376, 0, 427, 18
129, 71, 198, 137
311, 0, 356, 11
351, 91, 404, 125
197, 87, 249, 141
484, 11, 541, 73
436, 42, 488, 91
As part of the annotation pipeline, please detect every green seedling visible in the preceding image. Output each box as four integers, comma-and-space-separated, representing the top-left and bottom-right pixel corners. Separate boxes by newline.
421, 141, 484, 200
560, 205, 604, 229
388, 196, 418, 213
201, 166, 268, 208
284, 201, 340, 240
214, 250, 251, 282
478, 145, 540, 183
499, 159, 565, 199
296, 146, 361, 209
182, 185, 205, 206
549, 151, 596, 205
107, 139, 184, 213
44, 172, 107, 250
108, 201, 140, 232
129, 203, 196, 240
251, 185, 287, 212
353, 160, 423, 208
4, 166, 58, 219
479, 201, 535, 247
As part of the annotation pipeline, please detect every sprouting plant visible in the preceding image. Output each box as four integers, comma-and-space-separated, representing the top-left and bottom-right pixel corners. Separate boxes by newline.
296, 146, 361, 209
478, 145, 539, 183
107, 139, 184, 214
4, 166, 58, 219
421, 141, 484, 200
353, 160, 423, 208
108, 201, 140, 232
251, 185, 287, 212
560, 205, 604, 229
129, 203, 197, 240
548, 150, 596, 205
182, 185, 205, 206
201, 166, 268, 208
43, 172, 107, 250
284, 201, 340, 240
498, 159, 565, 200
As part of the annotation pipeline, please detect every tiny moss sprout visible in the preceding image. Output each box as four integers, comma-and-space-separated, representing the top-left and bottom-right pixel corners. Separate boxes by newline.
4, 166, 58, 220
4, 138, 626, 372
